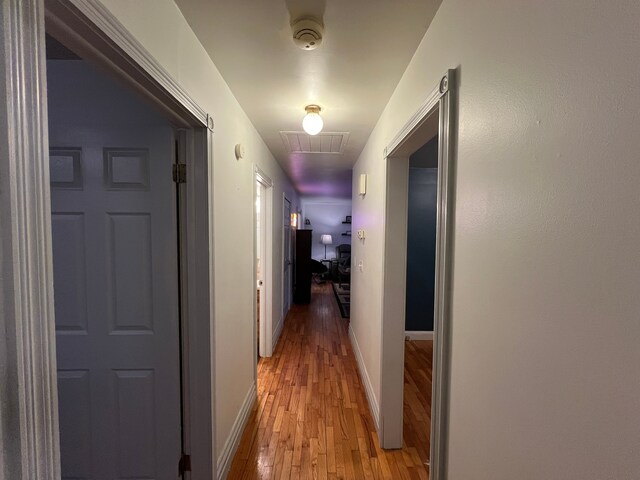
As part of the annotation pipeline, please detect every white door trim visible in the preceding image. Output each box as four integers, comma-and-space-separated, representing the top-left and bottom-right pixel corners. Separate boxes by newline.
379, 70, 455, 480
0, 2, 60, 478
254, 166, 273, 360
176, 127, 215, 478
1, 0, 216, 477
44, 0, 209, 128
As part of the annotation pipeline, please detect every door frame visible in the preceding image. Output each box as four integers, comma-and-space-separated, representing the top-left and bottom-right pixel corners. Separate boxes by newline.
282, 194, 293, 323
254, 166, 273, 359
0, 1, 215, 478
379, 70, 456, 480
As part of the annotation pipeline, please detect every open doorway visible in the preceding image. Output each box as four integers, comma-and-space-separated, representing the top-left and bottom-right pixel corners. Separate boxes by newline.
42, 3, 215, 474
379, 71, 455, 480
299, 197, 353, 316
403, 135, 439, 467
255, 169, 273, 358
283, 196, 293, 319
2, 3, 214, 476
47, 37, 185, 479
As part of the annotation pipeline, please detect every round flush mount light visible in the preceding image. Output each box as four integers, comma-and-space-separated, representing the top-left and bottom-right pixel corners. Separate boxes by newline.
302, 104, 323, 135
292, 17, 323, 50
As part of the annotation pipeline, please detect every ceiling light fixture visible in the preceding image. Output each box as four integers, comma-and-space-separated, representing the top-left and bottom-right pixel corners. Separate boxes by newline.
302, 104, 323, 135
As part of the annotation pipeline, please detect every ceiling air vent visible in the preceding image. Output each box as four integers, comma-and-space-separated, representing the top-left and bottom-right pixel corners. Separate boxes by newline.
280, 131, 350, 154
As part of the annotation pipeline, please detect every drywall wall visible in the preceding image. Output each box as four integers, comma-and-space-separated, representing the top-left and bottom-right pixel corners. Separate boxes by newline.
350, 0, 640, 478
301, 197, 352, 261
96, 0, 299, 471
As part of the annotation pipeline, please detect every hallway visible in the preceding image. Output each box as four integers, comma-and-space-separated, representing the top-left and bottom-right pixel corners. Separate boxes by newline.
229, 283, 430, 479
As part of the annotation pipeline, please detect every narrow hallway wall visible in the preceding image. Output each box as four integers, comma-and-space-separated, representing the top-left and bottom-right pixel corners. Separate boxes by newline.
350, 0, 640, 478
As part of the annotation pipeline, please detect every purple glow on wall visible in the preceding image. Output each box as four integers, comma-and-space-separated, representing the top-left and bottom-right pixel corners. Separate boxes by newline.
288, 154, 353, 199
297, 183, 352, 198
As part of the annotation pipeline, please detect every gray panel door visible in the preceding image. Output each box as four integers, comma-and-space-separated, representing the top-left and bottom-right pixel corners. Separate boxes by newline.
50, 126, 182, 479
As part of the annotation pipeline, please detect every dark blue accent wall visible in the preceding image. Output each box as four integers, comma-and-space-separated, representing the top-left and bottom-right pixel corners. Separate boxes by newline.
405, 136, 438, 331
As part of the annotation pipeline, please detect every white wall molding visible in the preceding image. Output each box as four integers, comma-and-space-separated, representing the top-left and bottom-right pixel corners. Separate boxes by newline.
384, 76, 447, 159
216, 382, 256, 480
349, 325, 380, 430
0, 1, 61, 478
405, 331, 434, 341
272, 316, 285, 353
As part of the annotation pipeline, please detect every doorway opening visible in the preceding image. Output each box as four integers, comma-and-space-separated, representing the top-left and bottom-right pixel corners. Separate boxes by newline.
402, 134, 439, 467
42, 3, 215, 476
255, 168, 273, 358
380, 71, 455, 480
47, 37, 187, 480
0, 2, 215, 476
282, 196, 293, 320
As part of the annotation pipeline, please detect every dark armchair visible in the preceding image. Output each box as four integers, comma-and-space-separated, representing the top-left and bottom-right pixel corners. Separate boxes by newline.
336, 245, 351, 288
310, 258, 328, 284
335, 244, 350, 260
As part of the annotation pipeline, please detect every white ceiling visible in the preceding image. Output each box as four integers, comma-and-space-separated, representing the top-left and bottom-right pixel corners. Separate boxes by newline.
175, 0, 442, 198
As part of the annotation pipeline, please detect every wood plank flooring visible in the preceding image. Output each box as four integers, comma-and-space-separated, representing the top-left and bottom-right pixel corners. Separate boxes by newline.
403, 339, 433, 469
229, 283, 431, 479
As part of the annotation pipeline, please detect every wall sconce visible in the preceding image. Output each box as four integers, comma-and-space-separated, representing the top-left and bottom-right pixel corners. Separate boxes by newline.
234, 143, 245, 160
291, 212, 301, 229
358, 173, 367, 197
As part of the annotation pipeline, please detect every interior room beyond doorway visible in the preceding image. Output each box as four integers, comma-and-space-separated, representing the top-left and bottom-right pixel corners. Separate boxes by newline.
301, 197, 352, 316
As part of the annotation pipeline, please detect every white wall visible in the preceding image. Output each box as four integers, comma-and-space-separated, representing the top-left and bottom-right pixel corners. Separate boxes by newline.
350, 0, 640, 479
96, 0, 299, 467
301, 197, 352, 261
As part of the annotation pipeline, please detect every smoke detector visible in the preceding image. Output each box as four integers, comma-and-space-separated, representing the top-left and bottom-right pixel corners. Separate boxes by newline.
292, 17, 323, 50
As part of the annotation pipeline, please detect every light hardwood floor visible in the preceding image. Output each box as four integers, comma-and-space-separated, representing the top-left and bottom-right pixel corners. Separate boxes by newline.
403, 339, 433, 469
229, 283, 431, 479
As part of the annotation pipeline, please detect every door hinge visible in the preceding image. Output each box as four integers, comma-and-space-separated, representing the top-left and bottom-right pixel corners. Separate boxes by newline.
173, 163, 187, 184
178, 453, 191, 475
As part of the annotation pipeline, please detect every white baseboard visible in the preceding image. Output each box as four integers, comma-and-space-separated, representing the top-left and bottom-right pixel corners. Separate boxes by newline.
405, 330, 434, 341
217, 382, 257, 480
272, 316, 285, 353
348, 325, 380, 431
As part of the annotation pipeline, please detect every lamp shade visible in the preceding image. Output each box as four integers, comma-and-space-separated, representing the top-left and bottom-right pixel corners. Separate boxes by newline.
320, 234, 333, 245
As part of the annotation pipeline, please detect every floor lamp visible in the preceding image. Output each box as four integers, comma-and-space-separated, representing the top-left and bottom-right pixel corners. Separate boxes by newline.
321, 234, 333, 259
